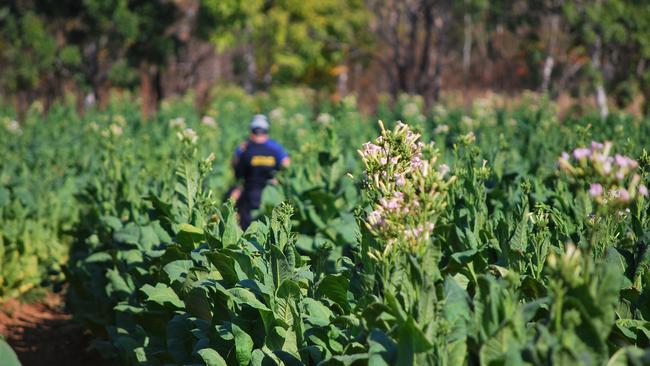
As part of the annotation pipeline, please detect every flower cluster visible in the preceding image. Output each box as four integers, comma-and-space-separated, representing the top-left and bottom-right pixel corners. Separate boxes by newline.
397, 94, 426, 124
177, 128, 198, 145
546, 243, 584, 287
97, 115, 127, 138
316, 113, 333, 125
169, 117, 187, 129
201, 116, 216, 127
461, 116, 476, 130
359, 121, 455, 258
558, 141, 647, 206
290, 113, 306, 124
269, 107, 285, 121
433, 124, 449, 135
88, 121, 100, 132
3, 118, 22, 135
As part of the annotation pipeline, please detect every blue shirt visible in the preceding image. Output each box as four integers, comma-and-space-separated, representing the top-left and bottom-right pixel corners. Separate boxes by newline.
234, 139, 288, 190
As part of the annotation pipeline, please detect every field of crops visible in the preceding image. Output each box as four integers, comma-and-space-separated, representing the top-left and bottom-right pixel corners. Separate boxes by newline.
2, 88, 650, 365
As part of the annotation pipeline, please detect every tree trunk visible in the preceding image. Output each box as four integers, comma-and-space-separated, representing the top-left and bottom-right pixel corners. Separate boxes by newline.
462, 6, 472, 109
337, 65, 349, 98
591, 36, 609, 119
431, 13, 448, 102
541, 15, 559, 93
243, 26, 256, 93
75, 85, 85, 116
596, 84, 608, 118
416, 1, 434, 97
14, 91, 27, 121
140, 63, 158, 121
96, 79, 111, 111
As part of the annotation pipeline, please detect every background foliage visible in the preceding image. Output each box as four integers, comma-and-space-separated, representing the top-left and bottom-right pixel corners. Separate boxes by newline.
3, 0, 650, 115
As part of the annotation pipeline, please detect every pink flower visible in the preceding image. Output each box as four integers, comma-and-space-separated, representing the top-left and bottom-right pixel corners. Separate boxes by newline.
361, 142, 381, 156
573, 148, 591, 160
603, 161, 612, 174
411, 155, 423, 169
381, 198, 400, 210
367, 210, 384, 227
615, 154, 629, 168
619, 188, 631, 202
594, 154, 607, 163
591, 141, 604, 150
395, 174, 406, 186
589, 183, 603, 197
639, 185, 648, 197
616, 170, 625, 180
613, 154, 638, 170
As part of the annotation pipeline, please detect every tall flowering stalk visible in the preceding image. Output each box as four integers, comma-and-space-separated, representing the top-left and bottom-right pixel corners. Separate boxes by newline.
558, 141, 647, 258
558, 141, 647, 209
358, 121, 456, 364
358, 121, 455, 260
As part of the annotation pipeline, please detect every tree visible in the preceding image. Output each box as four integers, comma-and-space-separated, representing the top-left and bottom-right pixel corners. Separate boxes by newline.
563, 0, 633, 118
0, 5, 81, 114
366, 0, 454, 103
457, 0, 488, 104
1, 0, 210, 117
201, 0, 371, 93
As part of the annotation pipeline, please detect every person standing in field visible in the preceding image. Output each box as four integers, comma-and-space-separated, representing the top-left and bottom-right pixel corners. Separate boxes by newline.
230, 114, 290, 229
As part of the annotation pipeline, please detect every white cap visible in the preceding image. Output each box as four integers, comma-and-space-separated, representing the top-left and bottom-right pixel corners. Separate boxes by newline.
250, 114, 269, 131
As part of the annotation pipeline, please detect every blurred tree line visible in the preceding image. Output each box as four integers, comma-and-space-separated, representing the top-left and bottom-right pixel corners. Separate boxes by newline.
2, 0, 650, 117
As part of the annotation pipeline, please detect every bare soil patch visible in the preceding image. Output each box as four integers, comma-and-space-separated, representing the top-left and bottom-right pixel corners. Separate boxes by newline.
0, 292, 115, 366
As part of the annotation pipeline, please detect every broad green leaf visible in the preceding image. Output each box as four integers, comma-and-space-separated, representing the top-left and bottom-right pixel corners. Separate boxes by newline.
229, 287, 271, 312
167, 315, 192, 364
207, 251, 239, 285
140, 283, 184, 309
163, 260, 194, 284
185, 286, 213, 322
303, 298, 333, 327
443, 276, 471, 342
446, 339, 467, 366
396, 316, 433, 365
509, 208, 528, 254
317, 274, 350, 313
176, 223, 204, 251
232, 323, 254, 366
106, 268, 132, 299
479, 325, 522, 366
221, 206, 243, 248
0, 338, 21, 366
368, 329, 396, 366
197, 348, 227, 366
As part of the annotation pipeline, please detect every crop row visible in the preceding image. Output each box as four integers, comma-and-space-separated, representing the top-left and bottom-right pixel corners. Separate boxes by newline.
2, 89, 650, 364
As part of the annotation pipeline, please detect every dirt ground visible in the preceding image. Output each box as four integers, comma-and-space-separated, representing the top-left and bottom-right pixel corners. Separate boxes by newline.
0, 292, 115, 366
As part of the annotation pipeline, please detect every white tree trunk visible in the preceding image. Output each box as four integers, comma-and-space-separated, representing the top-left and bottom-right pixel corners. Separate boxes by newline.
243, 26, 256, 93
592, 36, 609, 119
337, 66, 348, 98
541, 15, 559, 93
596, 84, 609, 119
462, 14, 472, 76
